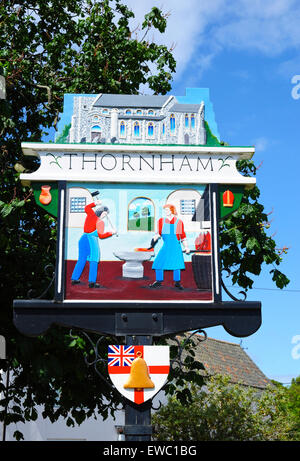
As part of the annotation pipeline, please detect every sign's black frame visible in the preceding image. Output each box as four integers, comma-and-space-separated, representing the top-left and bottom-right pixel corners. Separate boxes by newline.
56, 181, 222, 304
13, 181, 261, 339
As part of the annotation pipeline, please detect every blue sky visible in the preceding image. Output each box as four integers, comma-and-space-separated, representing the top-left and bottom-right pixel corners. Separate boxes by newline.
124, 0, 300, 384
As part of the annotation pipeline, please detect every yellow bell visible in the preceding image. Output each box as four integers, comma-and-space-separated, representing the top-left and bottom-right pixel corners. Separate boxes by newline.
124, 351, 155, 390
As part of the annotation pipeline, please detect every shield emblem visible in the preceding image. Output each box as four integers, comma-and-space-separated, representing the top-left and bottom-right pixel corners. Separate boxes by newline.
108, 345, 170, 404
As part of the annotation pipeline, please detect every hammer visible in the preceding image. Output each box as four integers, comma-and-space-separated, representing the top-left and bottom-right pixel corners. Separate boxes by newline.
106, 214, 118, 237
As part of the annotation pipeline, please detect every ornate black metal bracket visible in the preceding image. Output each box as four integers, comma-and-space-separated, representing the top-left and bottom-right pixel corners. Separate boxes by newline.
69, 330, 126, 410
151, 330, 208, 411
170, 329, 207, 372
68, 329, 208, 412
152, 329, 207, 410
221, 268, 247, 302
27, 264, 55, 300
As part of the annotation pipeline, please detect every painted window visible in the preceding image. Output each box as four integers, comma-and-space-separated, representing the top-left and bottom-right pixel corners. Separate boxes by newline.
170, 114, 175, 133
148, 122, 154, 137
128, 197, 155, 231
134, 121, 140, 137
148, 110, 154, 115
91, 125, 101, 141
162, 123, 165, 135
93, 115, 99, 121
102, 109, 108, 114
180, 199, 196, 215
185, 114, 189, 128
136, 110, 142, 115
191, 114, 195, 129
126, 109, 132, 115
70, 197, 86, 213
120, 121, 126, 137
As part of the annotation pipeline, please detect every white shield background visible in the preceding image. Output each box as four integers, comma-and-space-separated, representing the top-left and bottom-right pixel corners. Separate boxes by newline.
108, 345, 170, 404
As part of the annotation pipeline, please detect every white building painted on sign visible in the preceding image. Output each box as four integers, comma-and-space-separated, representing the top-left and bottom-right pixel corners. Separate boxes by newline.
67, 93, 207, 146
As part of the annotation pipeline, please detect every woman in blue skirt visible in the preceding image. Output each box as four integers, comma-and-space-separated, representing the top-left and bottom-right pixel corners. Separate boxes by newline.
150, 204, 190, 290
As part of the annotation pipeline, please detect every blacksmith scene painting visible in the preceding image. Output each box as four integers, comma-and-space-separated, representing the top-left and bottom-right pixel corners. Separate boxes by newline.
65, 183, 213, 302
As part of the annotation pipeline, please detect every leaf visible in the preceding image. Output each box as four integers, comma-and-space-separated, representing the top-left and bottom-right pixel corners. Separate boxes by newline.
66, 417, 75, 427
0, 203, 13, 218
245, 236, 260, 252
13, 430, 25, 441
270, 269, 290, 289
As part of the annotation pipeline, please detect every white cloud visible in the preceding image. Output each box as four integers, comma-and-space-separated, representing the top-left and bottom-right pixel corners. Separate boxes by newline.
124, 0, 300, 81
253, 137, 269, 152
269, 374, 297, 384
124, 0, 224, 77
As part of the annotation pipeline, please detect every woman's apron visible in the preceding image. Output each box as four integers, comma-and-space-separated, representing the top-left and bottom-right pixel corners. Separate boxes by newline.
152, 218, 185, 271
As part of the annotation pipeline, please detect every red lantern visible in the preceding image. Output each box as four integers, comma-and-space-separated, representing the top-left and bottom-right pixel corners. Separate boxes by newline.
223, 189, 234, 207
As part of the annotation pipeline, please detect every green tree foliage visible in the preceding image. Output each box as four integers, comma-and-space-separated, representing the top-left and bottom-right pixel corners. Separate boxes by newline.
0, 0, 175, 440
286, 376, 300, 436
220, 159, 289, 290
152, 374, 297, 441
287, 377, 300, 413
0, 0, 289, 441
272, 375, 300, 438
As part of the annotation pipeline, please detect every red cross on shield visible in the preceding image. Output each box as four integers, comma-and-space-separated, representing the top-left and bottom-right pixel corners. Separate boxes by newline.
108, 345, 170, 404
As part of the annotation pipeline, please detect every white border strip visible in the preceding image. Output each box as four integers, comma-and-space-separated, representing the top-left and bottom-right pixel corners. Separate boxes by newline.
213, 191, 220, 296
20, 173, 256, 186
57, 189, 65, 294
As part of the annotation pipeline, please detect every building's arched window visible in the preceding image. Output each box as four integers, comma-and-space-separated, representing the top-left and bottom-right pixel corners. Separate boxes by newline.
170, 114, 175, 133
92, 115, 99, 121
136, 110, 142, 115
148, 122, 154, 137
128, 197, 155, 231
120, 121, 126, 137
91, 125, 101, 142
185, 114, 189, 128
134, 121, 140, 137
126, 109, 132, 115
102, 109, 108, 114
148, 110, 154, 115
191, 114, 195, 129
162, 123, 165, 135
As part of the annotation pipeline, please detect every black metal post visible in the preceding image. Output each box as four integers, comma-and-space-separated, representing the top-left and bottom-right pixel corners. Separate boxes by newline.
124, 335, 153, 442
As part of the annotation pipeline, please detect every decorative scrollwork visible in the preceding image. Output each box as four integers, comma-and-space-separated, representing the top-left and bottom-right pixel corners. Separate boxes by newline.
151, 399, 163, 411
69, 330, 125, 410
221, 268, 247, 302
27, 264, 55, 299
170, 329, 207, 372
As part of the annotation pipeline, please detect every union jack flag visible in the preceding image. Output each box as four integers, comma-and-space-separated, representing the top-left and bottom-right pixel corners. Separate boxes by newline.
108, 345, 135, 367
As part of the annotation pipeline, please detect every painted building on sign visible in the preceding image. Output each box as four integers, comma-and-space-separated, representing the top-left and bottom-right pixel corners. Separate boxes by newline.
18, 88, 256, 307
66, 93, 207, 146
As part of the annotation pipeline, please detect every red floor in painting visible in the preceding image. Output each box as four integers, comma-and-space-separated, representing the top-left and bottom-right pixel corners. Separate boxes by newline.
65, 260, 212, 301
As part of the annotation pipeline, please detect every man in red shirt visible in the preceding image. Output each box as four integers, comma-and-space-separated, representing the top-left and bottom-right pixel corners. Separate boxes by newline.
71, 201, 116, 288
